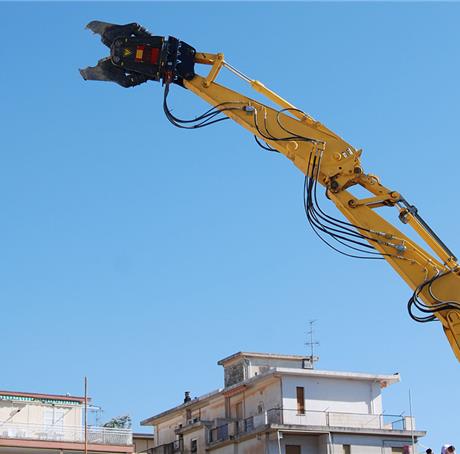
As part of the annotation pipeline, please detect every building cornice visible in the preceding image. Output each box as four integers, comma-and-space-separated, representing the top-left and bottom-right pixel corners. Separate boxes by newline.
217, 352, 310, 366
0, 390, 88, 405
273, 368, 400, 386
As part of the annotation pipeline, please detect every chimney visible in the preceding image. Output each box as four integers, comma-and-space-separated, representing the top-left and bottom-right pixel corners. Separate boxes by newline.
183, 391, 191, 403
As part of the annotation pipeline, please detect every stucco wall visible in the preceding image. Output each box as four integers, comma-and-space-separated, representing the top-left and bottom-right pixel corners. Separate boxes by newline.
265, 434, 320, 454
153, 395, 228, 448
133, 436, 155, 453
282, 375, 382, 415
247, 358, 305, 379
199, 396, 226, 422
209, 444, 236, 454
180, 427, 206, 454
239, 378, 281, 418
0, 401, 82, 427
332, 433, 413, 454
282, 434, 319, 454
154, 414, 183, 446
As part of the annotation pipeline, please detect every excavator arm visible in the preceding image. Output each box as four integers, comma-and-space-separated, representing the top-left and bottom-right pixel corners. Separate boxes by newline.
81, 22, 460, 361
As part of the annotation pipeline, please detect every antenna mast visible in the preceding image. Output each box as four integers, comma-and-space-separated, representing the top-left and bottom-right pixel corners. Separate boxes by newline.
305, 320, 320, 368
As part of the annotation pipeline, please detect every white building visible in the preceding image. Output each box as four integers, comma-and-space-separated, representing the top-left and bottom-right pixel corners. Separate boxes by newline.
141, 352, 425, 454
0, 389, 142, 454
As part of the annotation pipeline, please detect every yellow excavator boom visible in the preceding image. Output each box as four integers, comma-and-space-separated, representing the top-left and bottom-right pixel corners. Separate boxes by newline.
185, 55, 460, 360
81, 22, 460, 361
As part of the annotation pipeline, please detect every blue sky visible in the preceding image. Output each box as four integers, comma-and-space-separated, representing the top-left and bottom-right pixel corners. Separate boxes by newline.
1, 1, 460, 451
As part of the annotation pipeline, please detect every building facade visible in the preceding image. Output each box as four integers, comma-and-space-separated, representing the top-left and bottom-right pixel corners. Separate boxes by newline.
141, 352, 425, 454
0, 389, 133, 454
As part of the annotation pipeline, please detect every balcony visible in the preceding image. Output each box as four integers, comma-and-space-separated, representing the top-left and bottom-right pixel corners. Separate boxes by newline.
0, 422, 133, 446
148, 439, 182, 454
207, 408, 415, 444
270, 408, 413, 431
208, 424, 228, 443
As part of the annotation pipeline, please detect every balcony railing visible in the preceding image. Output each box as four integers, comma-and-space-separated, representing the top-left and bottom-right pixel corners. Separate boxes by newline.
207, 408, 414, 444
208, 424, 228, 443
149, 440, 182, 454
271, 409, 412, 431
0, 422, 132, 446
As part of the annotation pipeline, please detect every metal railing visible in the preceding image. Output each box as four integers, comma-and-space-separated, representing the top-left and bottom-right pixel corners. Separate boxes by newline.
206, 408, 414, 444
208, 423, 228, 443
0, 422, 132, 446
270, 408, 412, 431
149, 440, 183, 454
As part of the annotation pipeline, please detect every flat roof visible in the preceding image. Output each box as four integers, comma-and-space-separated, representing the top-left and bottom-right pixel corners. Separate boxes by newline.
275, 367, 400, 384
0, 390, 89, 404
218, 351, 309, 366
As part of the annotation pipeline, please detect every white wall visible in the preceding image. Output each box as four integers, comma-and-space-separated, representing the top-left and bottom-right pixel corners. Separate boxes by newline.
0, 401, 82, 427
241, 378, 281, 418
333, 433, 413, 454
282, 434, 319, 454
282, 376, 382, 415
266, 434, 320, 454
247, 358, 305, 379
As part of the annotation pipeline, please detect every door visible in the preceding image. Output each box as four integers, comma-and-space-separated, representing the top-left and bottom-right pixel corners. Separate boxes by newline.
286, 445, 301, 454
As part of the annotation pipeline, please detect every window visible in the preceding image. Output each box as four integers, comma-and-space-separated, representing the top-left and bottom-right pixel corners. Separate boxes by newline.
257, 401, 264, 414
296, 386, 305, 415
235, 402, 243, 420
177, 435, 184, 451
286, 445, 301, 454
191, 438, 197, 453
342, 445, 351, 454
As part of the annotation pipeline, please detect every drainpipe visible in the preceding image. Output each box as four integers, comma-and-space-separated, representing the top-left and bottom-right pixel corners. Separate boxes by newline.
278, 375, 284, 424
327, 432, 334, 454
277, 430, 282, 454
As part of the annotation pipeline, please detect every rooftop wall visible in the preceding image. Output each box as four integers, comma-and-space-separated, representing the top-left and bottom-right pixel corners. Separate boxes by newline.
282, 375, 383, 415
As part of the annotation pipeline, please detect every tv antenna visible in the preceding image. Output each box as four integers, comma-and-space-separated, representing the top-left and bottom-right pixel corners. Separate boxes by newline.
305, 320, 320, 368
